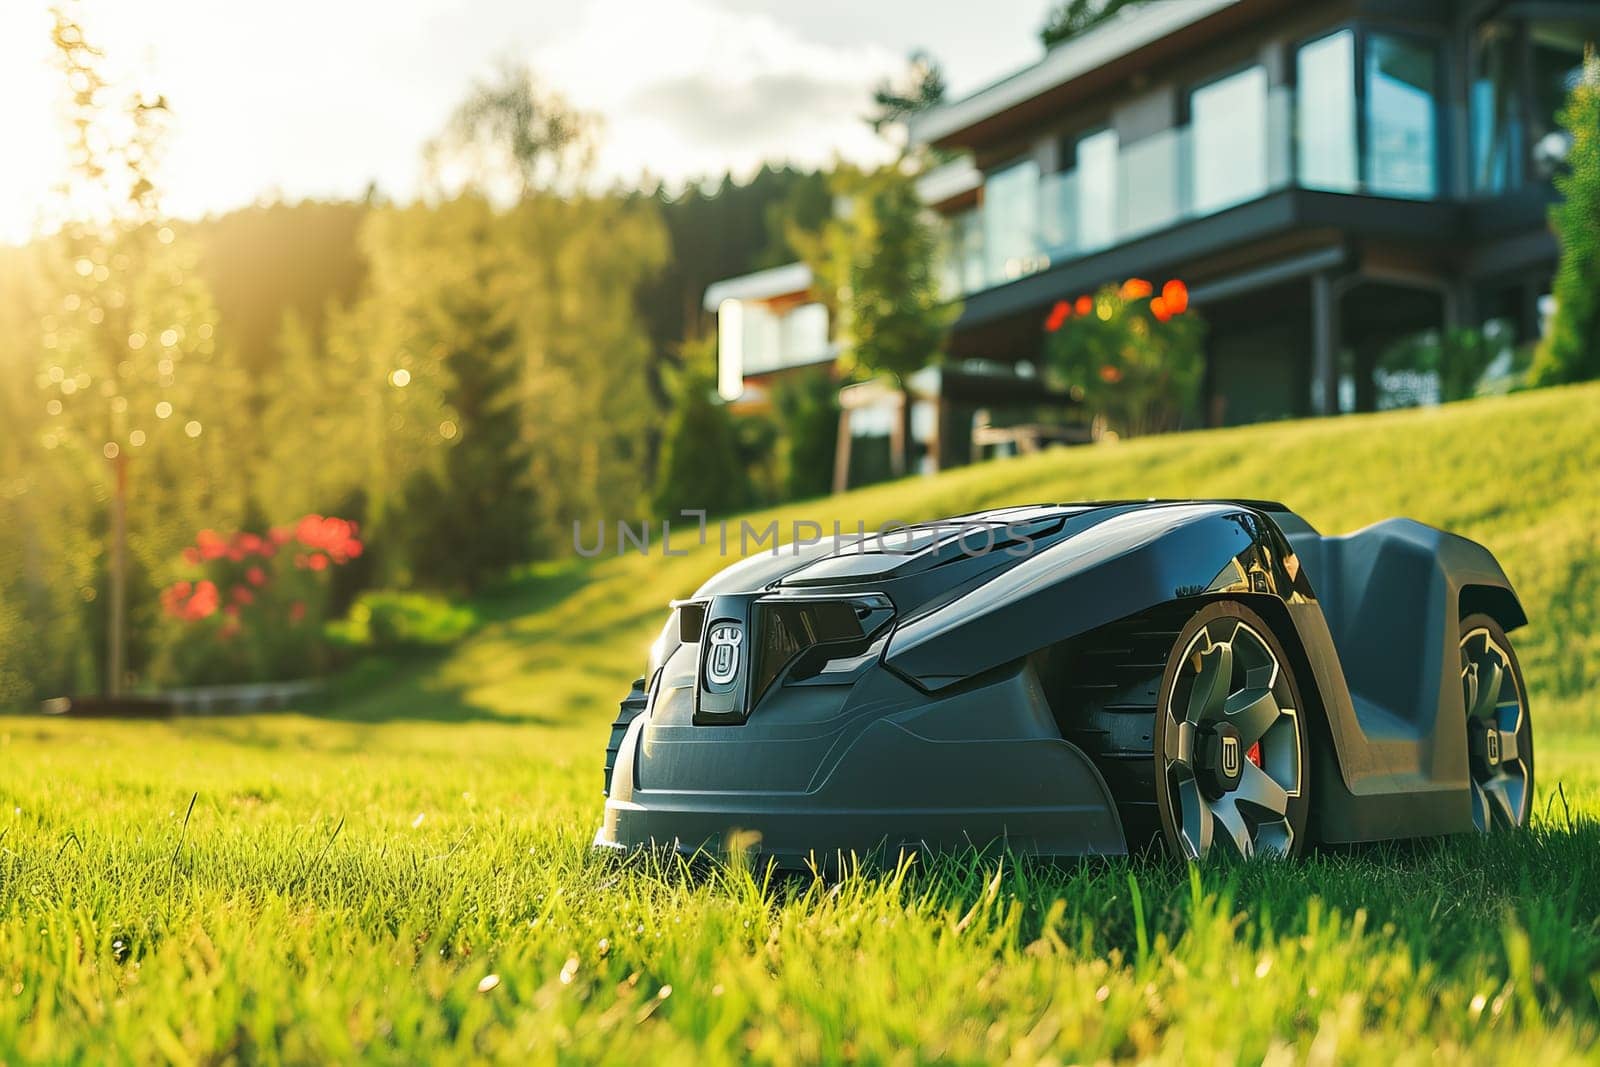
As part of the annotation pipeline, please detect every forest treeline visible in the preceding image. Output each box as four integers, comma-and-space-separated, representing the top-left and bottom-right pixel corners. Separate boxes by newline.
0, 4, 965, 701
0, 7, 869, 708
0, 161, 841, 700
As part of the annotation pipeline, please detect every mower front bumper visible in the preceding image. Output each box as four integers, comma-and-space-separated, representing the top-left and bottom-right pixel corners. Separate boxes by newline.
595, 662, 1127, 867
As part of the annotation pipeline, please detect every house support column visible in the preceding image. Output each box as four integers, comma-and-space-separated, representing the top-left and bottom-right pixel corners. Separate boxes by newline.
887, 392, 907, 478
1310, 271, 1341, 415
832, 408, 853, 495
925, 395, 943, 474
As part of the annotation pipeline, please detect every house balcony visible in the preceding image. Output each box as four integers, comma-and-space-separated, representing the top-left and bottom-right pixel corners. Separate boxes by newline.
929, 73, 1464, 303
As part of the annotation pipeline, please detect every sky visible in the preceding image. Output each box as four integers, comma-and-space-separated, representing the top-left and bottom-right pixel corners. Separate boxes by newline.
0, 0, 1054, 243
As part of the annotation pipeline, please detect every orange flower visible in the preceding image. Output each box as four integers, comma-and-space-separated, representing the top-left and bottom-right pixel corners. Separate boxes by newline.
1074, 295, 1093, 316
1098, 365, 1123, 384
1162, 279, 1189, 315
295, 514, 325, 546
1120, 278, 1153, 300
246, 566, 267, 587
184, 580, 219, 621
1044, 300, 1071, 332
160, 580, 192, 618
196, 529, 227, 561
1150, 296, 1172, 322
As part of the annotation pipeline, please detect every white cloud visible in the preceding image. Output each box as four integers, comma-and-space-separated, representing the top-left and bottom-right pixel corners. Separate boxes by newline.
533, 0, 902, 188
1, 0, 935, 241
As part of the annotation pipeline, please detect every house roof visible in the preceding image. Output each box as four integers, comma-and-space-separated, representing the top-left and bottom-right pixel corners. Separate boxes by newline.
907, 0, 1241, 150
702, 262, 814, 313
915, 157, 983, 211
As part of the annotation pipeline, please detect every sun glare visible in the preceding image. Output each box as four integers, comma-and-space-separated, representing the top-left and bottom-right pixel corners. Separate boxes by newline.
0, 6, 67, 244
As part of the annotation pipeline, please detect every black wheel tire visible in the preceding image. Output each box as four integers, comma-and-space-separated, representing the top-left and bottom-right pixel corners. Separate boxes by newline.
1459, 613, 1534, 831
603, 677, 649, 796
1152, 600, 1311, 861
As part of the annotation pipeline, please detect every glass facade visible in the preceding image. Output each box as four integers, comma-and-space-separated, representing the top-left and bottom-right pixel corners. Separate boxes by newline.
1190, 66, 1268, 214
1365, 33, 1438, 198
1532, 25, 1590, 126
1120, 127, 1183, 237
1297, 30, 1359, 192
1530, 22, 1593, 171
1472, 18, 1597, 192
934, 13, 1596, 298
1471, 20, 1524, 193
936, 208, 985, 299
1074, 128, 1119, 251
981, 157, 1040, 283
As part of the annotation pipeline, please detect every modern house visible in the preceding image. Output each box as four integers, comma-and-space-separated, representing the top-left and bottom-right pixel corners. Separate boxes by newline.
909, 0, 1598, 424
706, 263, 1081, 490
703, 262, 835, 409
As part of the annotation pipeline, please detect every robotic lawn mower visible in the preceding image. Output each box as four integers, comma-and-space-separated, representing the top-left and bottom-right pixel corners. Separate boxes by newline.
597, 501, 1531, 864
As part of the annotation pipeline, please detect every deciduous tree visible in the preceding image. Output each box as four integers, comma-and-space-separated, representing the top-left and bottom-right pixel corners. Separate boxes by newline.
35, 3, 226, 694
796, 164, 955, 475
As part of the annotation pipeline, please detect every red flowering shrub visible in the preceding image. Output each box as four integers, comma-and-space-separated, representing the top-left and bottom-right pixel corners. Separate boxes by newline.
160, 514, 364, 682
1043, 278, 1204, 437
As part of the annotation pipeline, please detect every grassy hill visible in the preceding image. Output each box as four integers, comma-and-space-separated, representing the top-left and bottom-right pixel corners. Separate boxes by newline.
3, 383, 1599, 1061
354, 378, 1600, 734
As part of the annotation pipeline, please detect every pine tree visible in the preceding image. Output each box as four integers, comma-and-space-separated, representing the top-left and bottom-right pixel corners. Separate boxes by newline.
403, 264, 536, 591
1531, 50, 1600, 386
652, 338, 753, 518
772, 368, 840, 501
1040, 0, 1148, 48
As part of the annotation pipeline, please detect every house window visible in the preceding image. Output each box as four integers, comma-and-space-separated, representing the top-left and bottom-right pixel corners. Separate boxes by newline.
1297, 30, 1359, 192
1074, 128, 1119, 252
1471, 17, 1597, 194
1365, 32, 1438, 198
1471, 19, 1524, 193
1190, 65, 1268, 215
982, 157, 1040, 284
937, 208, 984, 297
1530, 21, 1594, 175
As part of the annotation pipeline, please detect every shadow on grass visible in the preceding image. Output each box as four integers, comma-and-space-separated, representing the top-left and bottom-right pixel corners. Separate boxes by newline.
599, 814, 1600, 1010
304, 647, 572, 726
296, 559, 600, 726
470, 558, 594, 625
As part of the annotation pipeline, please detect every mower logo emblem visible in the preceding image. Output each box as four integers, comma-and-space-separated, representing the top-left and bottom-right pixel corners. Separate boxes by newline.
1485, 729, 1501, 765
705, 623, 742, 687
1220, 735, 1241, 777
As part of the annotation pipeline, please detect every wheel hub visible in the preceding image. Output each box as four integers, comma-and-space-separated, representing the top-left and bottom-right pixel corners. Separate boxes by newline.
1470, 717, 1502, 772
1196, 722, 1245, 800
1160, 617, 1303, 860
1459, 625, 1530, 832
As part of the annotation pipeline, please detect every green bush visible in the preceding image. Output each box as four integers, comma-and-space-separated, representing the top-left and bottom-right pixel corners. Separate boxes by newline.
773, 367, 840, 500
1531, 50, 1600, 386
327, 591, 477, 652
1044, 279, 1205, 436
653, 337, 755, 519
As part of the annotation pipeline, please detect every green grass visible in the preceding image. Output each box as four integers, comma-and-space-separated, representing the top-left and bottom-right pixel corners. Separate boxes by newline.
4, 383, 1600, 1062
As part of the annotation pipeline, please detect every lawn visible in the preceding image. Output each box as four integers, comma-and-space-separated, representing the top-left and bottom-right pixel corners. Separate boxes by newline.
3, 382, 1599, 1063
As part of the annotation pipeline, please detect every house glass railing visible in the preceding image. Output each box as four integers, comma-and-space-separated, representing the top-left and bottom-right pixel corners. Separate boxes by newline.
936, 76, 1445, 299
